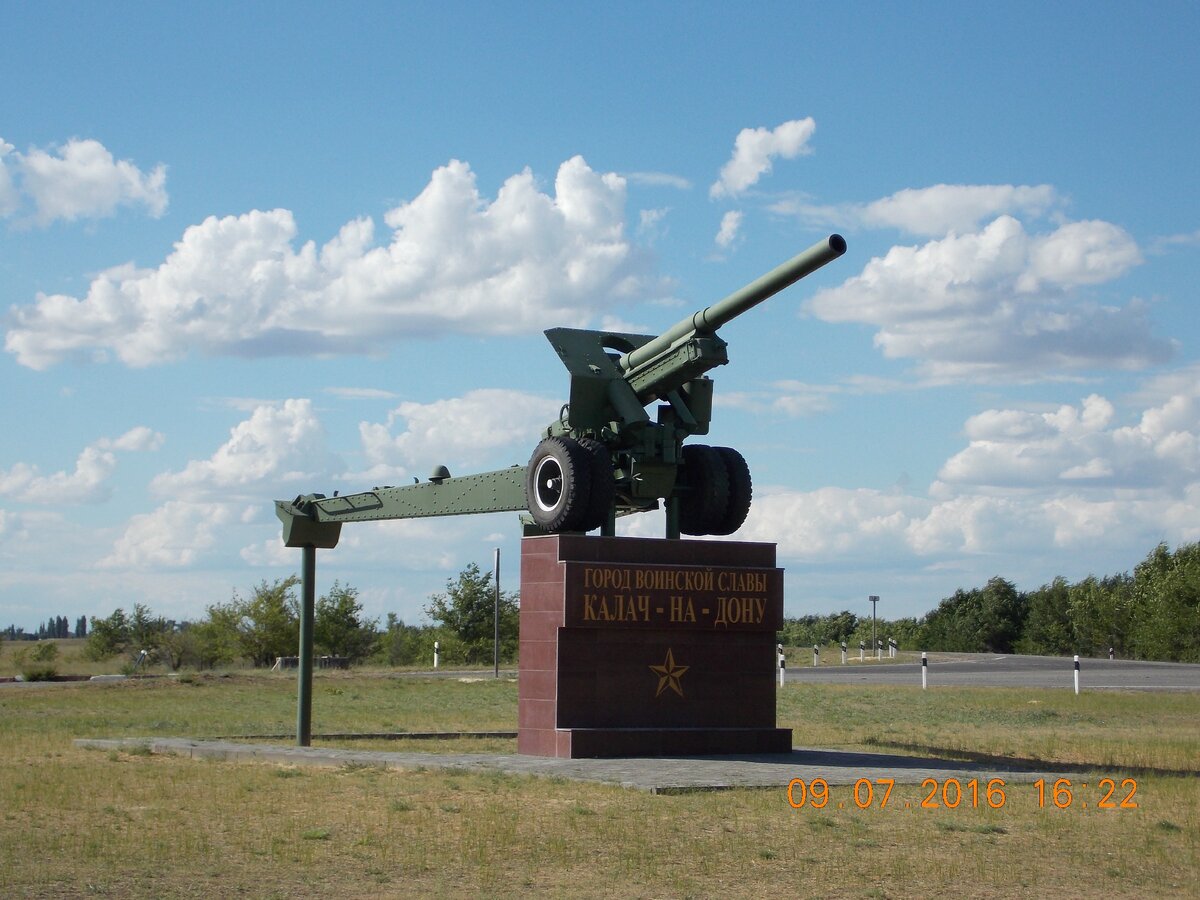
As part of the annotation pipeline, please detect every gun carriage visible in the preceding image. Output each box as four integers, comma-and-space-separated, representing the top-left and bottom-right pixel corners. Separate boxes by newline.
275, 234, 846, 547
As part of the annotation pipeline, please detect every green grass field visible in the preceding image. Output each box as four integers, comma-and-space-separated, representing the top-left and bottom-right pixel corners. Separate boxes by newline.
0, 661, 1196, 898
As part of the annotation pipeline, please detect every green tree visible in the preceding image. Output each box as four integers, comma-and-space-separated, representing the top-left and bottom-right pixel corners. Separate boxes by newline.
155, 624, 201, 671
214, 576, 301, 667
128, 603, 168, 654
189, 606, 244, 669
1068, 573, 1133, 657
1017, 577, 1074, 655
85, 608, 131, 660
884, 616, 924, 649
314, 582, 378, 663
424, 563, 519, 665
377, 613, 419, 666
922, 577, 1027, 653
780, 611, 862, 648
1128, 542, 1200, 662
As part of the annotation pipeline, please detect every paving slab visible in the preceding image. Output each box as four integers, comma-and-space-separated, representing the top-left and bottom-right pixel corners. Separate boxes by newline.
75, 737, 1075, 794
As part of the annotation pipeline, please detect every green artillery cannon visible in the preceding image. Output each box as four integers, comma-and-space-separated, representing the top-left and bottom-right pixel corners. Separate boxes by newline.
275, 234, 846, 548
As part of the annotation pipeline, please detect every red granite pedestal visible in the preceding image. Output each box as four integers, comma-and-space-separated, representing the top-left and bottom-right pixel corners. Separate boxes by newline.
517, 534, 792, 758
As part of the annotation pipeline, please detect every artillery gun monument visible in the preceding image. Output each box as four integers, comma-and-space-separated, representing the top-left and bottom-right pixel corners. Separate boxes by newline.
276, 234, 847, 756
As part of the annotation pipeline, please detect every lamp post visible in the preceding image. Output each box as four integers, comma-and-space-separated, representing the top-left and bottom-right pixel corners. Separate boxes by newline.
868, 595, 879, 661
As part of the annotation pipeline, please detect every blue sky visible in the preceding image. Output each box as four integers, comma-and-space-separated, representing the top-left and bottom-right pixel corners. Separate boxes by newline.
3, 2, 1199, 630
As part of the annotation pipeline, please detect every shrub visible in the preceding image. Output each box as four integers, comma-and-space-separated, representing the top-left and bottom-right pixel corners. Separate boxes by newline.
15, 641, 59, 681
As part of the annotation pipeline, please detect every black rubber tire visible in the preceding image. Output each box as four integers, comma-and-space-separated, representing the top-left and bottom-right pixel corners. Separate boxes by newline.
578, 438, 615, 533
525, 437, 594, 532
678, 444, 730, 536
711, 446, 752, 535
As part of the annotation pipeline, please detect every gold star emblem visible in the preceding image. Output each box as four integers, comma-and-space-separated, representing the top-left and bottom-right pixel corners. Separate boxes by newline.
649, 648, 689, 698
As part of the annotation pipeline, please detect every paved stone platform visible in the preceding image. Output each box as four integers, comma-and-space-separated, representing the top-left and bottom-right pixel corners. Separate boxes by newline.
75, 737, 1070, 794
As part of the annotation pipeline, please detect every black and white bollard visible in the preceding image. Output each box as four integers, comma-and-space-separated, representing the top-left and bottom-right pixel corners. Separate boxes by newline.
876, 639, 882, 661
813, 644, 820, 667
921, 651, 928, 690
859, 641, 865, 662
778, 644, 786, 687
434, 640, 440, 670
841, 641, 848, 665
1073, 655, 1080, 695
1109, 647, 1114, 661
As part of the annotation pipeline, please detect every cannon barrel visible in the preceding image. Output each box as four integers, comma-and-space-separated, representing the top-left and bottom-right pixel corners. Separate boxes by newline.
618, 233, 846, 373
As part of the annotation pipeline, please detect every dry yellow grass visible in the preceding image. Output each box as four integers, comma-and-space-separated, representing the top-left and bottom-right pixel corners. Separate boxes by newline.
0, 673, 1195, 898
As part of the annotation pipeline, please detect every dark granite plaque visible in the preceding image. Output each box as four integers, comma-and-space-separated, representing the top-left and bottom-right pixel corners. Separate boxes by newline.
517, 534, 791, 758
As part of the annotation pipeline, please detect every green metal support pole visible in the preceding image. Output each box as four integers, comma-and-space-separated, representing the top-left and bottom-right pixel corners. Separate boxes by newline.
493, 548, 500, 679
665, 496, 681, 540
297, 545, 316, 747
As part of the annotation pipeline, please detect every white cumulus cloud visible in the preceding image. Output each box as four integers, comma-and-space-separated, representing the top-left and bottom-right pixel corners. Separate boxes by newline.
0, 427, 164, 505
938, 390, 1200, 492
715, 210, 743, 248
102, 500, 235, 569
776, 183, 1062, 237
862, 184, 1060, 236
108, 400, 340, 569
5, 156, 665, 369
0, 136, 167, 226
710, 118, 816, 199
806, 215, 1164, 380
357, 388, 558, 479
150, 399, 338, 498
718, 374, 1200, 575
0, 140, 17, 217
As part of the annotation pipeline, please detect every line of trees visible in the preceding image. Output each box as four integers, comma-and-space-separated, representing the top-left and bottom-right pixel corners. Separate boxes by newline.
780, 611, 925, 654
784, 542, 1200, 663
81, 562, 519, 671
3, 616, 88, 641
19, 539, 1199, 669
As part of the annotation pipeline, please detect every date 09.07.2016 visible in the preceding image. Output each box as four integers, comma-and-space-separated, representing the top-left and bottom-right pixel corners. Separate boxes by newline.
786, 777, 1139, 811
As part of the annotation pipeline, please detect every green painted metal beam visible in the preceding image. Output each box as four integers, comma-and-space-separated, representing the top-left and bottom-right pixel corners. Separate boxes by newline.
275, 466, 528, 540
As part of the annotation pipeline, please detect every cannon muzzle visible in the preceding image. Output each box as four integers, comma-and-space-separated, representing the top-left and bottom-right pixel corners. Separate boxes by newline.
618, 234, 846, 373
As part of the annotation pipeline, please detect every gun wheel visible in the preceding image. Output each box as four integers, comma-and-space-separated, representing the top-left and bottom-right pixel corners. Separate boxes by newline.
579, 438, 615, 532
525, 437, 594, 532
678, 444, 730, 536
711, 446, 752, 535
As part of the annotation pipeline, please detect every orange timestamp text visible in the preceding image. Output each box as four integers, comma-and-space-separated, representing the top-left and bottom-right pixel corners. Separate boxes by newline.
787, 777, 1139, 811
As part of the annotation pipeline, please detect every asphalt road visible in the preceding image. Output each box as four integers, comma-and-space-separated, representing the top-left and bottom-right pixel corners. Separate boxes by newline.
7, 655, 1199, 693
785, 652, 1200, 692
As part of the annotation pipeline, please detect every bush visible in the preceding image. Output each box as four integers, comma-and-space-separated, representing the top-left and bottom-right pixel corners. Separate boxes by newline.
15, 641, 59, 681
